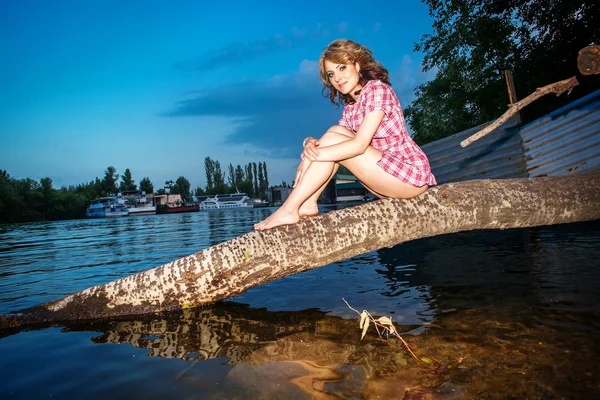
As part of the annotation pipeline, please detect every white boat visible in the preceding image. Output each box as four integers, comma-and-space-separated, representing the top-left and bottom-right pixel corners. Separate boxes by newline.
85, 196, 129, 218
122, 191, 156, 216
199, 193, 252, 210
252, 199, 271, 208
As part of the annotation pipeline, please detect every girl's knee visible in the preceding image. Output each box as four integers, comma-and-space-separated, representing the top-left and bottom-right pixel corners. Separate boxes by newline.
319, 125, 354, 144
326, 125, 354, 136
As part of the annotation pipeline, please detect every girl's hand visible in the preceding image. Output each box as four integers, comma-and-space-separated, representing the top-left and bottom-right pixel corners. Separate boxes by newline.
302, 137, 320, 161
294, 158, 312, 188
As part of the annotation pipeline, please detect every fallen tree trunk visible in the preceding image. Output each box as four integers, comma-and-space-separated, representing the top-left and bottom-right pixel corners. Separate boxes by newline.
8, 174, 600, 324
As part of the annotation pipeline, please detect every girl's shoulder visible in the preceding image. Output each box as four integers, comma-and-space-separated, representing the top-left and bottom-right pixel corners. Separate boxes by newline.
361, 80, 397, 101
362, 80, 393, 95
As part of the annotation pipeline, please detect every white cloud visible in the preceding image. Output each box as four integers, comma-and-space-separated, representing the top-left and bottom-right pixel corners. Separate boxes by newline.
298, 59, 319, 74
336, 21, 348, 33
390, 54, 437, 107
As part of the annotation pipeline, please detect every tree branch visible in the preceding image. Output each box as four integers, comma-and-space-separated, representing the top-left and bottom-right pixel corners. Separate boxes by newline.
460, 76, 579, 147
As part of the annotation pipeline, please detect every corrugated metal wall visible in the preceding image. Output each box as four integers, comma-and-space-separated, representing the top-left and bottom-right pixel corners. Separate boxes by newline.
421, 116, 527, 184
422, 88, 600, 184
520, 89, 600, 177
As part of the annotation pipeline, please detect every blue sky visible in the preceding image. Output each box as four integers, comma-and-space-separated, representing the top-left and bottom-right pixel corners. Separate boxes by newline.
0, 0, 436, 191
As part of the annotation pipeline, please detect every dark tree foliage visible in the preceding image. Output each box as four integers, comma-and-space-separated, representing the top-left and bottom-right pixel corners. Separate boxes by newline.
235, 165, 244, 187
252, 162, 259, 197
227, 163, 235, 188
204, 157, 215, 193
212, 161, 227, 194
262, 162, 269, 194
257, 162, 265, 199
139, 177, 154, 195
70, 178, 102, 201
0, 169, 92, 223
119, 168, 137, 192
101, 166, 119, 196
406, 0, 600, 145
202, 158, 272, 196
245, 164, 254, 197
0, 170, 20, 222
170, 176, 192, 199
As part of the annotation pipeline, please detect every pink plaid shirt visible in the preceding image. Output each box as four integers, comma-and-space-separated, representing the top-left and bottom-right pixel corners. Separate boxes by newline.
338, 80, 436, 187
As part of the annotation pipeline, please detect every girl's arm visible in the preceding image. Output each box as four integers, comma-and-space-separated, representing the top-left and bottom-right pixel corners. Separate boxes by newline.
306, 110, 385, 162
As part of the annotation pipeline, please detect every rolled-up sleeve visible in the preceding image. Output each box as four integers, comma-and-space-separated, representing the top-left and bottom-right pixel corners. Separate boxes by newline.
364, 82, 393, 115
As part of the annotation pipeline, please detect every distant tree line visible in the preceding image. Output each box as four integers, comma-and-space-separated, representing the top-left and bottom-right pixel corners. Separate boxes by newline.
0, 167, 155, 223
0, 158, 273, 223
200, 157, 270, 199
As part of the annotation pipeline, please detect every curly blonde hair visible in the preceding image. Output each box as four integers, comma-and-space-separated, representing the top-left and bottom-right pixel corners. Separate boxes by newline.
319, 39, 390, 106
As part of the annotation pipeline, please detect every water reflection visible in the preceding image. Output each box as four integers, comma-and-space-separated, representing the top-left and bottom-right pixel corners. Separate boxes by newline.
4, 298, 598, 399
1, 213, 600, 398
207, 211, 230, 245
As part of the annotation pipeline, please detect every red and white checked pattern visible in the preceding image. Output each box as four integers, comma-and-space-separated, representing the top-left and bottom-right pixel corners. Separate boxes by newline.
339, 80, 437, 187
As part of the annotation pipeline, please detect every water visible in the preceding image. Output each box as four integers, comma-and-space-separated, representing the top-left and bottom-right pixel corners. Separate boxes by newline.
1, 208, 599, 399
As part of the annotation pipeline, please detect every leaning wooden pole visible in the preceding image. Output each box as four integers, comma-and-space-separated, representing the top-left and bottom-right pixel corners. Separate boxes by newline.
6, 174, 600, 324
460, 76, 579, 147
461, 45, 600, 148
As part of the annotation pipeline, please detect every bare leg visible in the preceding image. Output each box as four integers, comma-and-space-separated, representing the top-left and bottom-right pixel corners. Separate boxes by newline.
254, 158, 337, 230
298, 163, 339, 217
298, 127, 355, 217
255, 127, 427, 230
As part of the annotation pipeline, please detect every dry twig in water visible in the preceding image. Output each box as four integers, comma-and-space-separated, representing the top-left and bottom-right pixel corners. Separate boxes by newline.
342, 298, 442, 371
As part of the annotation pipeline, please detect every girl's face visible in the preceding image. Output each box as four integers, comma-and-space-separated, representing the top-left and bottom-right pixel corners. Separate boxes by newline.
324, 60, 361, 100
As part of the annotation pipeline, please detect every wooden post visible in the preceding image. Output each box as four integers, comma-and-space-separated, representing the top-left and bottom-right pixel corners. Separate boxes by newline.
504, 70, 518, 104
504, 70, 521, 124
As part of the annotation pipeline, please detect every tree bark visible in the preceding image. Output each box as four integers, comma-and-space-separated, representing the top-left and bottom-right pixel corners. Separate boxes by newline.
578, 45, 600, 76
8, 173, 600, 324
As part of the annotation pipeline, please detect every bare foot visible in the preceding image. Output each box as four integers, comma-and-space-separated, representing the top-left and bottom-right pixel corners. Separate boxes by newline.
254, 207, 300, 231
299, 202, 319, 217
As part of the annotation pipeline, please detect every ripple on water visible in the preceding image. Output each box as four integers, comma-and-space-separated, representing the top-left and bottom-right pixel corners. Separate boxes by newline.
1, 214, 599, 399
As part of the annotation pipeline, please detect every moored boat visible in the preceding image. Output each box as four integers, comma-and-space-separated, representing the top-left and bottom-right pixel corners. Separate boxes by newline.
155, 193, 199, 214
199, 193, 251, 210
122, 191, 156, 216
85, 197, 129, 218
156, 203, 199, 214
252, 199, 271, 208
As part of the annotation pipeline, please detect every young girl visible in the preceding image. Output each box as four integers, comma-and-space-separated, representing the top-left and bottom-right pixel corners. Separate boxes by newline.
254, 39, 436, 231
